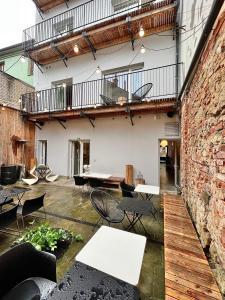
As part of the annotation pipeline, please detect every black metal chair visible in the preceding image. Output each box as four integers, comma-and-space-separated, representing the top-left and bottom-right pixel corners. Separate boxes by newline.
74, 175, 88, 186
0, 243, 56, 300
132, 83, 153, 101
0, 197, 14, 212
100, 94, 114, 106
89, 178, 103, 189
17, 194, 46, 228
73, 175, 89, 194
120, 181, 136, 198
90, 189, 125, 228
0, 205, 20, 235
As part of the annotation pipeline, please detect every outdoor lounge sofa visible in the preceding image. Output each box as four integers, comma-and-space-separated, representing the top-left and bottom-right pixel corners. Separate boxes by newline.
0, 243, 56, 300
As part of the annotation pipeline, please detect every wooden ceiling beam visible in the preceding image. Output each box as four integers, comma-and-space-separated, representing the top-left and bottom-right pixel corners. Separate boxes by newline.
39, 0, 67, 12
26, 99, 177, 122
31, 23, 174, 65
31, 3, 175, 54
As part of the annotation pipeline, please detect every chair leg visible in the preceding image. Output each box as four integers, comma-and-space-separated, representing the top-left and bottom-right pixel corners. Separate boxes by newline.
93, 217, 101, 231
21, 216, 25, 228
43, 207, 47, 219
16, 218, 20, 231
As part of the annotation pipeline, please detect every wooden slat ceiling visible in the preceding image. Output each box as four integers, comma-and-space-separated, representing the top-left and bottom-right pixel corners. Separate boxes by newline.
29, 1, 176, 65
34, 0, 68, 12
25, 98, 176, 122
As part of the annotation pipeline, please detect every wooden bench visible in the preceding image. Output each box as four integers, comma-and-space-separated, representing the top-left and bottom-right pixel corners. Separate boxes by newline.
102, 176, 124, 189
164, 194, 222, 300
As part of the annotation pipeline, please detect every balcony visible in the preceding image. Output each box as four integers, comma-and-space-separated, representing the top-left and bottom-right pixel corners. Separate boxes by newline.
23, 0, 176, 65
21, 64, 179, 122
32, 0, 71, 13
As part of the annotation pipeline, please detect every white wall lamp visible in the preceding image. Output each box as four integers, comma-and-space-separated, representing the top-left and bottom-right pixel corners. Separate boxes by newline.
140, 45, 146, 54
20, 56, 26, 63
96, 66, 101, 74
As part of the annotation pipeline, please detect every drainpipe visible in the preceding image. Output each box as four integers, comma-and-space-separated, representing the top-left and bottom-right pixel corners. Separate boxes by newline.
175, 0, 180, 104
178, 0, 224, 101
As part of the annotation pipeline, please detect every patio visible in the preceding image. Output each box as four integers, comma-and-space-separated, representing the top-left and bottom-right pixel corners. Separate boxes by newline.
0, 178, 164, 300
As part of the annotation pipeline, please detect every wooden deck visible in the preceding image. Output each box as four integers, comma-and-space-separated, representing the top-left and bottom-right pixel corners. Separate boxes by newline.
164, 194, 222, 300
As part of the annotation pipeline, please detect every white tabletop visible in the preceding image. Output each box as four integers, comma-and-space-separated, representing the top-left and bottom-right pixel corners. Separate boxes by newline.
134, 184, 160, 195
80, 172, 112, 179
76, 226, 146, 286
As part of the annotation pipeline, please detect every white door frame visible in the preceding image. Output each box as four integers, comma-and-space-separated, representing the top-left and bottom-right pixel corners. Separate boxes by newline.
68, 139, 90, 177
158, 138, 181, 189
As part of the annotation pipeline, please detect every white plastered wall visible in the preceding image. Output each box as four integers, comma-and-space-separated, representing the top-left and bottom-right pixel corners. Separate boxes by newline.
36, 113, 179, 185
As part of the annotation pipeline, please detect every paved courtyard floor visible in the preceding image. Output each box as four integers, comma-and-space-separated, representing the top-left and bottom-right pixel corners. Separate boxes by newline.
0, 178, 165, 300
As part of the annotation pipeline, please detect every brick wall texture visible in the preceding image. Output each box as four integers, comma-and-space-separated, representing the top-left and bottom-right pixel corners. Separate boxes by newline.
0, 71, 33, 110
0, 71, 35, 169
181, 6, 225, 292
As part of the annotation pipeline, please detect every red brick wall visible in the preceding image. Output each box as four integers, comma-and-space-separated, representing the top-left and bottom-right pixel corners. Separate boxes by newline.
181, 5, 225, 282
0, 71, 33, 110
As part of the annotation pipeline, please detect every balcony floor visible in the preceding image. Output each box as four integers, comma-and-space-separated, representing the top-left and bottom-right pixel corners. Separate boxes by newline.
24, 97, 177, 122
0, 179, 164, 299
27, 1, 176, 65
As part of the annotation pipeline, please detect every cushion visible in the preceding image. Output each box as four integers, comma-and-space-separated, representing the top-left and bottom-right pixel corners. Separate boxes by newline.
2, 277, 56, 300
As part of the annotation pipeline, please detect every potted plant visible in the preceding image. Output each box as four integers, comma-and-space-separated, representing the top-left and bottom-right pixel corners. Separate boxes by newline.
12, 223, 83, 258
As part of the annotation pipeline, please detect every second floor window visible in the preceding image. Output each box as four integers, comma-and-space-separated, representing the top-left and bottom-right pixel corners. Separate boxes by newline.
112, 0, 140, 11
54, 17, 73, 35
0, 62, 5, 72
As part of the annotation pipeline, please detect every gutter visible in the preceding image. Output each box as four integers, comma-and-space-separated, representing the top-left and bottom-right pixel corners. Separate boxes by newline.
178, 0, 224, 101
175, 0, 180, 103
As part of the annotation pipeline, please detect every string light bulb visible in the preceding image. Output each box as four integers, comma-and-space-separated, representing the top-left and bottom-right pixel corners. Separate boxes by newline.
140, 45, 146, 54
96, 66, 101, 74
20, 56, 26, 63
139, 26, 145, 38
74, 44, 79, 54
1, 103, 6, 111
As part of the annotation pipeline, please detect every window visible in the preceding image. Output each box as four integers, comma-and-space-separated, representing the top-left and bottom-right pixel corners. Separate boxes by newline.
102, 64, 144, 102
38, 140, 47, 165
54, 17, 73, 35
27, 59, 34, 76
51, 78, 73, 110
112, 0, 139, 11
0, 62, 5, 72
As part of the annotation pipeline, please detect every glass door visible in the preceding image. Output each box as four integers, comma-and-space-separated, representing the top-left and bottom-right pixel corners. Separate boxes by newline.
69, 140, 90, 177
38, 140, 47, 165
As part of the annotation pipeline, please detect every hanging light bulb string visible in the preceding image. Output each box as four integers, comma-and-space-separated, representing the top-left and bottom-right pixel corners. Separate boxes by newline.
5, 55, 25, 72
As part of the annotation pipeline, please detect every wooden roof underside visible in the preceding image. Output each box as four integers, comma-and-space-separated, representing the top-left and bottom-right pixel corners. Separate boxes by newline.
29, 2, 176, 65
25, 98, 176, 122
34, 0, 69, 12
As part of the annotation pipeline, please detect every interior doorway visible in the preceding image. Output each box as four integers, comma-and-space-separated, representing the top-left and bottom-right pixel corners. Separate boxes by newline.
68, 140, 90, 177
159, 139, 180, 192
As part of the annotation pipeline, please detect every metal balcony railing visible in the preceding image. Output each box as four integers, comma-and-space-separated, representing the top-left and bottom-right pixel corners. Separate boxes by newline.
23, 0, 174, 51
21, 64, 179, 115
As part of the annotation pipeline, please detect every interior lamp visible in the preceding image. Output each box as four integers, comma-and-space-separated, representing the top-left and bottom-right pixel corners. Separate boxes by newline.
160, 140, 168, 147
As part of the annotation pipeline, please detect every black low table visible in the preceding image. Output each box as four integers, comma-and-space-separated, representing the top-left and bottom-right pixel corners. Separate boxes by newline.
47, 262, 139, 300
35, 165, 50, 180
118, 197, 154, 235
0, 186, 31, 210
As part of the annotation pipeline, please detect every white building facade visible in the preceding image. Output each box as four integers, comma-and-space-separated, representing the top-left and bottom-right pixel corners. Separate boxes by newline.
22, 0, 180, 186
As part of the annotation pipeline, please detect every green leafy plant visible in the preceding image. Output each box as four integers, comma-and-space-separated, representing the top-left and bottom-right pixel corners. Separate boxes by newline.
12, 223, 83, 252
